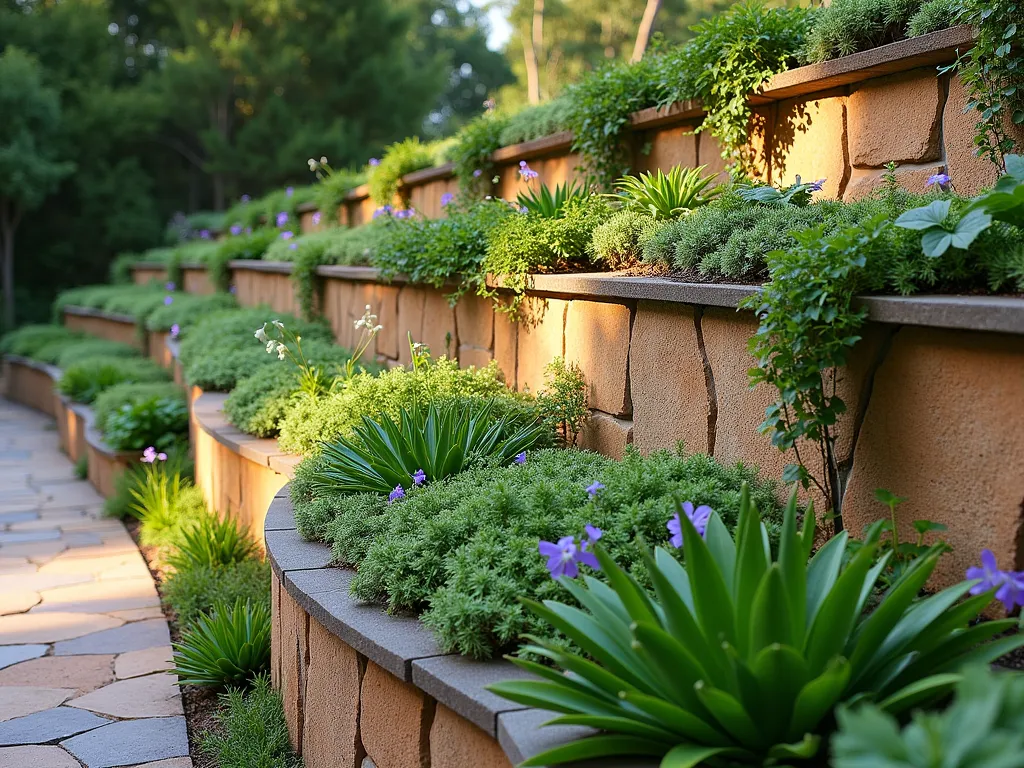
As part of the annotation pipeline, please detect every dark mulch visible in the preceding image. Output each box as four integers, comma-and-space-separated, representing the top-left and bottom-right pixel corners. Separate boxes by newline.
123, 517, 221, 767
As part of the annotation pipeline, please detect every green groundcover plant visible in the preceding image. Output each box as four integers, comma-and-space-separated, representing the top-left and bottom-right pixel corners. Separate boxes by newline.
199, 673, 300, 768
832, 665, 1024, 767
223, 364, 299, 439
166, 509, 259, 572
99, 389, 188, 453
54, 339, 138, 369
0, 324, 79, 360
292, 446, 781, 659
163, 558, 271, 626
489, 487, 1024, 766
145, 291, 237, 332
56, 355, 167, 404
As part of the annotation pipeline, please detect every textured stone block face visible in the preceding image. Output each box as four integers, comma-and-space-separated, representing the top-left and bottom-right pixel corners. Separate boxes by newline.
772, 95, 849, 199
843, 328, 1024, 586
516, 298, 567, 395
375, 285, 400, 360
564, 300, 632, 417
455, 294, 494, 350
493, 311, 518, 387
279, 588, 308, 753
848, 70, 942, 166
271, 572, 281, 689
637, 125, 698, 175
396, 287, 427, 366
629, 301, 709, 455
360, 661, 433, 768
421, 288, 459, 360
430, 704, 513, 768
302, 617, 364, 768
458, 345, 493, 370
844, 164, 946, 201
576, 412, 633, 460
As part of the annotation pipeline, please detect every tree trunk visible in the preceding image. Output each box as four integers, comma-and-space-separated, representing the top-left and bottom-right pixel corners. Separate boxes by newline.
523, 0, 544, 105
0, 198, 20, 331
631, 0, 663, 62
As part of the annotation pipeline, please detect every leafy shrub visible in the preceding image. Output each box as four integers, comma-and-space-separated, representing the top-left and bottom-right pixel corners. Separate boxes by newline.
0, 324, 78, 360
906, 0, 959, 36
613, 166, 722, 220
536, 357, 589, 447
101, 393, 188, 452
802, 0, 935, 64
311, 167, 365, 216
369, 137, 437, 206
482, 194, 612, 311
57, 356, 167, 404
166, 510, 259, 572
94, 382, 182, 434
277, 357, 525, 455
315, 400, 548, 495
447, 111, 508, 192
832, 666, 1024, 767
55, 339, 138, 369
499, 98, 573, 146
172, 599, 271, 688
224, 186, 318, 232
144, 291, 237, 332
489, 489, 1024, 766
373, 199, 513, 292
163, 558, 271, 626
199, 673, 300, 768
223, 365, 298, 438
590, 210, 664, 269
291, 447, 781, 659
656, 2, 811, 176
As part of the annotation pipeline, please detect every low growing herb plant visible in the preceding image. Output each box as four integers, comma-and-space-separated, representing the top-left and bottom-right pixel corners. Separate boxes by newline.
489, 486, 1024, 766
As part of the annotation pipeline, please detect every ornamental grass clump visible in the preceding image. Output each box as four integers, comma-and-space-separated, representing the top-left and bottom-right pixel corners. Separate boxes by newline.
172, 598, 271, 688
489, 486, 1024, 767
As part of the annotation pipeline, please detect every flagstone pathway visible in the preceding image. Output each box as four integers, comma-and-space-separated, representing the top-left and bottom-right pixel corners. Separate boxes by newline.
0, 399, 191, 768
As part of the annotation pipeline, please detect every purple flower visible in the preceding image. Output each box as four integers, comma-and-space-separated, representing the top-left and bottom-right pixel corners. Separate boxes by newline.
667, 502, 713, 548
312, 212, 321, 226
441, 192, 454, 207
519, 206, 528, 214
539, 536, 579, 579
289, 243, 298, 250
280, 230, 294, 240
586, 481, 604, 499
141, 446, 166, 463
244, 226, 252, 235
967, 550, 1024, 611
514, 451, 527, 465
395, 208, 415, 220
164, 296, 173, 306
927, 173, 951, 188
518, 161, 539, 181
241, 194, 251, 202
199, 229, 211, 239
809, 178, 826, 192
412, 468, 426, 486
388, 485, 405, 503
372, 205, 393, 220
473, 169, 483, 178
165, 281, 176, 291
276, 212, 289, 228
230, 224, 242, 236
578, 525, 603, 570
369, 158, 380, 167
286, 186, 294, 197
170, 323, 180, 339
230, 285, 237, 294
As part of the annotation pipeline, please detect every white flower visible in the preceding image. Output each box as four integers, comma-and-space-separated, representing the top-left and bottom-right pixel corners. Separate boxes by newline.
266, 340, 276, 354
276, 343, 287, 360
320, 156, 328, 164
372, 324, 383, 333
354, 305, 378, 331
272, 319, 284, 330
308, 158, 316, 170
254, 327, 267, 343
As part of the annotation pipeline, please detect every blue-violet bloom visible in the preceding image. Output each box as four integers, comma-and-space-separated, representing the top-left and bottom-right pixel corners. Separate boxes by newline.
164, 296, 173, 306
286, 186, 294, 197
578, 525, 603, 570
927, 173, 951, 188
412, 468, 426, 486
312, 212, 321, 225
165, 282, 175, 291
667, 501, 713, 548
388, 485, 405, 503
539, 536, 579, 579
514, 451, 527, 465
230, 224, 242, 236
369, 157, 380, 167
276, 212, 289, 227
281, 230, 294, 240
441, 192, 454, 207
199, 229, 211, 239
586, 481, 604, 498
170, 324, 180, 339
967, 549, 1024, 611
473, 169, 483, 178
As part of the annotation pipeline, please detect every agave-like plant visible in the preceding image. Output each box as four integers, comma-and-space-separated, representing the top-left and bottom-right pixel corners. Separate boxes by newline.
489, 486, 1024, 767
517, 180, 591, 219
613, 166, 722, 220
314, 400, 547, 495
166, 509, 259, 572
172, 599, 271, 688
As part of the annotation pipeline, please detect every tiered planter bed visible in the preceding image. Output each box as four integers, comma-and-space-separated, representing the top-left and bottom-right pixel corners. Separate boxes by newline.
3, 356, 143, 497
62, 305, 143, 351
132, 263, 168, 286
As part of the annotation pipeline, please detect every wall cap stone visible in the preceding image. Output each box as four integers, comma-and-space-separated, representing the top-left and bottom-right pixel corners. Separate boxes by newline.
4, 354, 64, 382
62, 305, 137, 326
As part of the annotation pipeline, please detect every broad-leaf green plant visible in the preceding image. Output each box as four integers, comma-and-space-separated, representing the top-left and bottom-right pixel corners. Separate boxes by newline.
489, 486, 1024, 766
172, 599, 271, 688
314, 400, 547, 496
612, 166, 722, 220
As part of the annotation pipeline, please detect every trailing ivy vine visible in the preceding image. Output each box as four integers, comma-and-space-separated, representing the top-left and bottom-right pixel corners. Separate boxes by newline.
941, 0, 1024, 170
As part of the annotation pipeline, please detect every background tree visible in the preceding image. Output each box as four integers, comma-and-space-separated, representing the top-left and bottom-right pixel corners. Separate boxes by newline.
0, 46, 74, 329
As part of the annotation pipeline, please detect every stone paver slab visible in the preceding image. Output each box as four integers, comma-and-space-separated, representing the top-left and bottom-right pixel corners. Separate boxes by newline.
0, 655, 115, 694
0, 686, 74, 722
108, 606, 164, 622
132, 759, 193, 768
0, 589, 39, 615
0, 530, 60, 544
0, 745, 81, 768
0, 706, 111, 745
34, 577, 159, 614
0, 611, 123, 644
0, 645, 46, 671
0, 511, 38, 525
2, 540, 67, 559
54, 619, 170, 656
0, 572, 92, 594
115, 646, 173, 679
69, 673, 182, 718
61, 716, 188, 768
97, 561, 151, 580
39, 552, 145, 577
